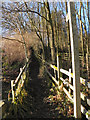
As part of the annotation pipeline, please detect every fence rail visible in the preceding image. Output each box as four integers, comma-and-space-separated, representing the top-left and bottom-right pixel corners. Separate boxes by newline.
40, 56, 90, 119
2, 54, 90, 119
8, 61, 29, 103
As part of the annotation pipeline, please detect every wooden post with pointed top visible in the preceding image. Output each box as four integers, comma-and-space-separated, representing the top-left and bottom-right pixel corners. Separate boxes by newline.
68, 1, 81, 119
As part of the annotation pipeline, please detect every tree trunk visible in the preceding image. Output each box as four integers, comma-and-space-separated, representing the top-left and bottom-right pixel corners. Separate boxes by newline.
65, 2, 71, 61
44, 3, 51, 60
45, 1, 55, 63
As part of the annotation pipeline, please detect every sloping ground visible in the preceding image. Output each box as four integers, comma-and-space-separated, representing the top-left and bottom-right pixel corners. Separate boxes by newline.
3, 72, 74, 119
18, 78, 73, 119
2, 52, 87, 119
2, 74, 87, 119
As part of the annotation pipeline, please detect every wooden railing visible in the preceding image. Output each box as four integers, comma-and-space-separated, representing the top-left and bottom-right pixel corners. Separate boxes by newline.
38, 55, 90, 119
60, 69, 90, 119
0, 61, 29, 119
8, 61, 29, 103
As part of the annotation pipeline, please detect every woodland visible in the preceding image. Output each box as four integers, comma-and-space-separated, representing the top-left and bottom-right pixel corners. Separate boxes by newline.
1, 1, 90, 119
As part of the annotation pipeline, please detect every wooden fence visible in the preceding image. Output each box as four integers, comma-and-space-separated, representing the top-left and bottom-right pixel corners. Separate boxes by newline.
0, 61, 29, 119
1, 53, 89, 119
8, 61, 29, 103
39, 55, 90, 119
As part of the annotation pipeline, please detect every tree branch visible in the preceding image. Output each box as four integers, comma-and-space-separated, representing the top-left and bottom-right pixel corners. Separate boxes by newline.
2, 37, 25, 44
2, 6, 50, 23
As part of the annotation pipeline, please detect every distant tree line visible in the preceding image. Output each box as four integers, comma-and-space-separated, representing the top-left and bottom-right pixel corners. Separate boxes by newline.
2, 1, 90, 78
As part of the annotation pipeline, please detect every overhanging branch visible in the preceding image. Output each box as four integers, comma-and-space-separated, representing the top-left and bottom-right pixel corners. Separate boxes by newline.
2, 37, 25, 44
2, 6, 50, 23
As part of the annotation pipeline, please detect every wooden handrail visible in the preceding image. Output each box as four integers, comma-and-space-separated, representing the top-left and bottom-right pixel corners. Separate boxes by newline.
15, 62, 28, 84
42, 57, 89, 88
46, 68, 59, 86
38, 55, 89, 88
42, 58, 90, 119
44, 58, 89, 88
37, 55, 90, 119
8, 61, 29, 102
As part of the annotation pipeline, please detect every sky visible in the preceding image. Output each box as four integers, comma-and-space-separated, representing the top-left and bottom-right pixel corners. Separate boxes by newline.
1, 0, 90, 2
0, 1, 90, 36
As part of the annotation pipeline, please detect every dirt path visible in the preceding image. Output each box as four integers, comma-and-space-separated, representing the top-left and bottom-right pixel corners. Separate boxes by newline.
18, 49, 74, 119
2, 49, 87, 119
23, 73, 69, 119
19, 51, 73, 119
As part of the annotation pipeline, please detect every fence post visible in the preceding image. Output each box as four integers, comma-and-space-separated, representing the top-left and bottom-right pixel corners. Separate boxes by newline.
54, 69, 56, 80
11, 80, 15, 103
25, 64, 28, 88
57, 54, 60, 81
68, 1, 81, 118
69, 68, 71, 94
20, 68, 23, 87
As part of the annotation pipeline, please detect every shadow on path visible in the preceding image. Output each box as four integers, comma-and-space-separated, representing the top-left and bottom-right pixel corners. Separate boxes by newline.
23, 47, 74, 119
15, 47, 86, 119
15, 47, 85, 120
29, 47, 40, 80
2, 47, 87, 119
